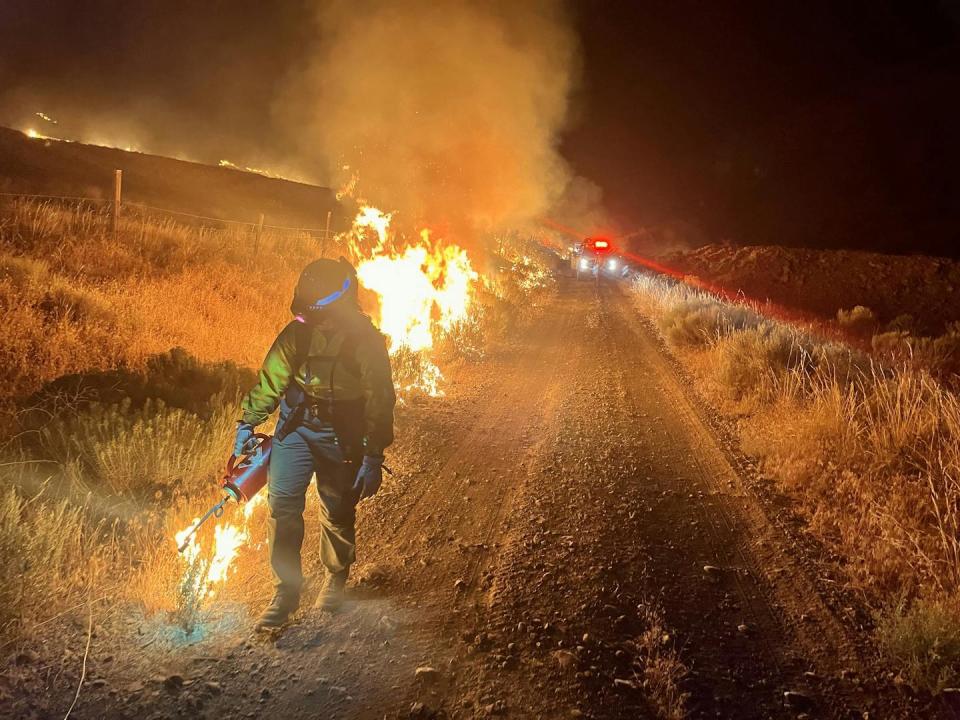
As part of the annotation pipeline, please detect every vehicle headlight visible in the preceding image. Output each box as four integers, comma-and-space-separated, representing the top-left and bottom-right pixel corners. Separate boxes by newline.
608, 259, 618, 271
579, 259, 589, 270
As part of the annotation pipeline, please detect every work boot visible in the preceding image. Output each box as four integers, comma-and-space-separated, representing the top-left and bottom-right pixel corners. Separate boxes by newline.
314, 567, 349, 611
256, 593, 299, 629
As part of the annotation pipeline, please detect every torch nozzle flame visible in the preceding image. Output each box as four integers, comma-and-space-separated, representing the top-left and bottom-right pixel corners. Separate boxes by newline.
176, 496, 230, 553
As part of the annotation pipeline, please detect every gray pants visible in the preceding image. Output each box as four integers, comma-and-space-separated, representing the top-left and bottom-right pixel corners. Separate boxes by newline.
267, 421, 359, 598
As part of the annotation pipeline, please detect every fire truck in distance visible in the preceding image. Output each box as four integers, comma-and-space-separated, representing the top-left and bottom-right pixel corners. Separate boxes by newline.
570, 236, 629, 279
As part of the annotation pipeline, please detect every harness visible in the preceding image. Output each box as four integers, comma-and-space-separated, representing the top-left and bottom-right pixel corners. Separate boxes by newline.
276, 321, 365, 459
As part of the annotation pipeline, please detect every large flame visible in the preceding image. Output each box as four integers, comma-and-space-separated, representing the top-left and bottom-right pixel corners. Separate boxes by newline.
349, 207, 478, 393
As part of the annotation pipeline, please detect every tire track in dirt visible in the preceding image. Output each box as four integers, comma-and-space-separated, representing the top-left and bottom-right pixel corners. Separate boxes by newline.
604, 281, 933, 719
441, 277, 927, 719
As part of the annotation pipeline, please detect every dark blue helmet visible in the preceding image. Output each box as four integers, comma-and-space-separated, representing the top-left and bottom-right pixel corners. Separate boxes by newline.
290, 257, 360, 320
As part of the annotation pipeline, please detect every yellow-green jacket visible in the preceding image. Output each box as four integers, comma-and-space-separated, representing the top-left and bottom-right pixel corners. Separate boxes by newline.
241, 314, 396, 456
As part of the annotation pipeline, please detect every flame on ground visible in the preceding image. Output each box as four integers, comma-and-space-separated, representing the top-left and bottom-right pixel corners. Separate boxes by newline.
352, 206, 392, 256
218, 159, 305, 183
174, 492, 265, 614
25, 128, 57, 141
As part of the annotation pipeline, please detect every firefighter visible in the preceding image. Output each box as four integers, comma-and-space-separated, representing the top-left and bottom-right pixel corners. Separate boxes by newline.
235, 257, 396, 629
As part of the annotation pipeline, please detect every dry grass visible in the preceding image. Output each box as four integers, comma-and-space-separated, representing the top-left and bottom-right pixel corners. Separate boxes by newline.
632, 271, 960, 693
0, 197, 535, 661
0, 197, 327, 650
872, 324, 960, 382
634, 603, 690, 719
0, 197, 321, 418
0, 481, 121, 639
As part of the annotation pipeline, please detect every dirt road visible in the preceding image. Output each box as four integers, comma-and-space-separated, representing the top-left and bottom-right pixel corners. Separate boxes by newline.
60, 277, 934, 719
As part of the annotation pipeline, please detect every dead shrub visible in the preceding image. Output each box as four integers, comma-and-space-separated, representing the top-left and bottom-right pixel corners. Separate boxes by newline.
634, 603, 689, 719
390, 346, 443, 395
483, 295, 521, 338
438, 314, 487, 362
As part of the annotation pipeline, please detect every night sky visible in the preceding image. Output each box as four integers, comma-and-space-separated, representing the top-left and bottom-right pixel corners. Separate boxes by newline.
1, 1, 958, 256
564, 1, 960, 256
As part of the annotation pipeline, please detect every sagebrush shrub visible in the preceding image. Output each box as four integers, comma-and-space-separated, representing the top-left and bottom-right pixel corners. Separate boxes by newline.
715, 323, 812, 400
837, 305, 878, 335
39, 398, 236, 498
877, 596, 960, 693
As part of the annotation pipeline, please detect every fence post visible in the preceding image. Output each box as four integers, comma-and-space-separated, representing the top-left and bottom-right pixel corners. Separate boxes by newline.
113, 169, 122, 242
321, 210, 332, 257
254, 213, 264, 255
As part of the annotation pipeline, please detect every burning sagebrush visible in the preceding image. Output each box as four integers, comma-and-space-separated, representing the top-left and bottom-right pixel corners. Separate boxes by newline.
346, 207, 479, 396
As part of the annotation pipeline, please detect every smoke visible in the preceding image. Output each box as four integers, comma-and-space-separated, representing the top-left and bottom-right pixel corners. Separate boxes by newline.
280, 0, 581, 241
0, 2, 310, 174
0, 1, 595, 242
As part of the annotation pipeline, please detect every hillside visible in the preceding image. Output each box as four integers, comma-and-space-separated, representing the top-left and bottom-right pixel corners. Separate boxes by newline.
662, 243, 960, 335
0, 126, 346, 230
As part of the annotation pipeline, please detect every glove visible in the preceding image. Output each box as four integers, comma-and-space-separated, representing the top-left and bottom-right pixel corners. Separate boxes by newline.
353, 456, 384, 500
233, 422, 256, 457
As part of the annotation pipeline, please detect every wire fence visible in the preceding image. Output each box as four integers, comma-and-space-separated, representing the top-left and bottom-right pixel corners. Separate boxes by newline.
0, 188, 344, 256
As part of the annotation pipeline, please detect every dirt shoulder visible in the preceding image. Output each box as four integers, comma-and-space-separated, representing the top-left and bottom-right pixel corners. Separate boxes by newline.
8, 277, 935, 719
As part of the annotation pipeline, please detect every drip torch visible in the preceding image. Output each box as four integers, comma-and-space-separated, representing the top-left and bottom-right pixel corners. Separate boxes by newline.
177, 433, 273, 553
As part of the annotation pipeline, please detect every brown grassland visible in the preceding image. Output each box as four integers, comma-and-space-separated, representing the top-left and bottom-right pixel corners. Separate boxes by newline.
0, 197, 545, 678
0, 197, 322, 650
22, 190, 958, 714
631, 271, 960, 693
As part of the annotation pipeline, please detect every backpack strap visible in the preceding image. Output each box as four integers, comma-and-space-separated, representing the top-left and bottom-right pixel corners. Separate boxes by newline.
276, 322, 313, 442
292, 320, 313, 378
338, 331, 361, 378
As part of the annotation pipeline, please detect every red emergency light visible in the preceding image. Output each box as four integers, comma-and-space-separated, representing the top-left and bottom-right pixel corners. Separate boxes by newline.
585, 236, 614, 254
